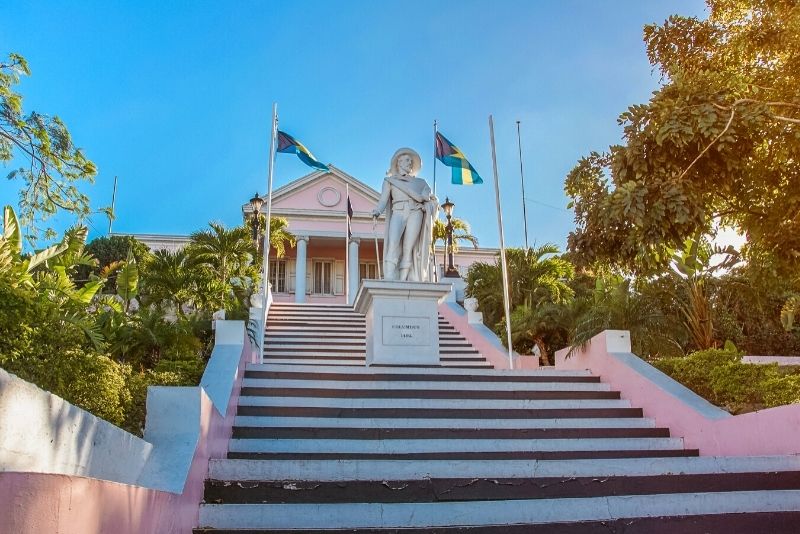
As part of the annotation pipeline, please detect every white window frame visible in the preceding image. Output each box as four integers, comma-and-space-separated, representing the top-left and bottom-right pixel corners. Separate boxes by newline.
269, 259, 288, 293
312, 259, 334, 296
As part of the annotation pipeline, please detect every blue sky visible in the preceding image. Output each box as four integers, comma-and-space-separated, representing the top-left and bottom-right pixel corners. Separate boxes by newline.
1, 0, 706, 250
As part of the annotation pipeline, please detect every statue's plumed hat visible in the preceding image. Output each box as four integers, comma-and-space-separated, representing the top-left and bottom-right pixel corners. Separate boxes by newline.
387, 148, 422, 176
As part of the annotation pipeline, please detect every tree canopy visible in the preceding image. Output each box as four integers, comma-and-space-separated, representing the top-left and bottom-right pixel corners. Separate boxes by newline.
565, 0, 800, 273
1, 53, 100, 243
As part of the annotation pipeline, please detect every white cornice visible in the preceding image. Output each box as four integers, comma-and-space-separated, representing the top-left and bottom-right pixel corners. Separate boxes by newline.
273, 207, 382, 218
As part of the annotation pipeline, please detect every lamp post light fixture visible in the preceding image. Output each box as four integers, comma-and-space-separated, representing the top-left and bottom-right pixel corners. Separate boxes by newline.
248, 192, 264, 252
441, 197, 460, 278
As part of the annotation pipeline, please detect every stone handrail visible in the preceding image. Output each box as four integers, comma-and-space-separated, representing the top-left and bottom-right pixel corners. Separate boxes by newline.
555, 330, 800, 456
0, 320, 252, 533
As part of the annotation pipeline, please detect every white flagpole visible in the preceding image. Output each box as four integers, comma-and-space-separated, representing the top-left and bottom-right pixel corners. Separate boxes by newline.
259, 103, 278, 362
516, 120, 530, 251
488, 115, 514, 369
345, 183, 350, 305
432, 120, 439, 282
108, 176, 118, 235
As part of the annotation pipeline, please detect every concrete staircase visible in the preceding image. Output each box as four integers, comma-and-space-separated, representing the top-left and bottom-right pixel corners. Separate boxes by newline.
263, 302, 490, 368
195, 303, 800, 532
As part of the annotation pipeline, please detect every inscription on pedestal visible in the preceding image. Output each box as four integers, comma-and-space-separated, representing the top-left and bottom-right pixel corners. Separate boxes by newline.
382, 316, 429, 346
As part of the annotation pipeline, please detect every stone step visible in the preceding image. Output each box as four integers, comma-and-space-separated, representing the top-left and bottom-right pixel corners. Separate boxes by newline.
262, 352, 366, 359
254, 358, 494, 368
241, 378, 612, 392
245, 363, 591, 377
264, 343, 481, 351
270, 309, 362, 315
236, 395, 635, 411
265, 332, 466, 339
267, 320, 364, 326
227, 436, 686, 455
268, 316, 365, 321
195, 509, 800, 533
239, 385, 619, 401
263, 339, 468, 347
232, 416, 656, 429
264, 344, 367, 351
262, 339, 471, 347
266, 324, 458, 333
237, 406, 645, 421
265, 324, 457, 332
204, 471, 800, 505
231, 426, 670, 440
242, 367, 598, 383
265, 327, 367, 333
208, 455, 800, 482
260, 353, 485, 361
197, 491, 800, 531
227, 449, 696, 461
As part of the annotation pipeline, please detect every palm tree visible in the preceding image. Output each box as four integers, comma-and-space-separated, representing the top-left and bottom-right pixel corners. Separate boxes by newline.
570, 274, 684, 358
466, 244, 576, 360
433, 217, 478, 253
141, 249, 194, 314
255, 215, 295, 260
506, 245, 575, 309
187, 222, 254, 306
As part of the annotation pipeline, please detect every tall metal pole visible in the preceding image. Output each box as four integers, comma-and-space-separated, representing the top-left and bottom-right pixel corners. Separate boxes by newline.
489, 115, 515, 369
345, 183, 350, 305
259, 103, 278, 361
432, 120, 438, 197
516, 121, 529, 251
432, 120, 439, 281
108, 176, 118, 235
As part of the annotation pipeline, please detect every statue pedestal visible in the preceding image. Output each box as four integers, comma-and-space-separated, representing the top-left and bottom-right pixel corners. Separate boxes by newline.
354, 280, 453, 366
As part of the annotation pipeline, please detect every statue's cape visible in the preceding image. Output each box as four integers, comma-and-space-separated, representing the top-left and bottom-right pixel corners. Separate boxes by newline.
382, 176, 435, 282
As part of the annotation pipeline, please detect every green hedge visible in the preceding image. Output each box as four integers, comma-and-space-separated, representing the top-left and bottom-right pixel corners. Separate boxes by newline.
0, 284, 205, 436
653, 349, 800, 414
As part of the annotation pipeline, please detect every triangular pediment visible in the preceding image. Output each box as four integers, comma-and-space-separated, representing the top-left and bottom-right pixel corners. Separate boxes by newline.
242, 165, 380, 217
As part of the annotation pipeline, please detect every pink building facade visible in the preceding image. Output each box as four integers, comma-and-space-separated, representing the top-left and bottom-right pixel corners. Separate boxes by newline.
133, 166, 499, 305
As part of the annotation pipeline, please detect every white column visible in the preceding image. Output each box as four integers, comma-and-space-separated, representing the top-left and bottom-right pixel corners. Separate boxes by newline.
348, 238, 360, 305
295, 236, 308, 303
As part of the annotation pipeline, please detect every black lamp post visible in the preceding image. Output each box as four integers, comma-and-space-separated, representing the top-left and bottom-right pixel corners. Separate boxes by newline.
441, 197, 460, 278
248, 192, 264, 253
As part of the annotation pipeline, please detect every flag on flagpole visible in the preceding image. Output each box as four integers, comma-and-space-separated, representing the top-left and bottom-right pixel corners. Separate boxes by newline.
276, 131, 329, 170
435, 132, 483, 185
345, 185, 352, 303
346, 195, 354, 238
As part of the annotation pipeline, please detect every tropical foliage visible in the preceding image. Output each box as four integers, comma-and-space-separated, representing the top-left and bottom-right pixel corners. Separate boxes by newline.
1, 54, 101, 243
0, 202, 276, 434
655, 348, 800, 414
466, 245, 575, 361
433, 217, 479, 253
564, 0, 800, 273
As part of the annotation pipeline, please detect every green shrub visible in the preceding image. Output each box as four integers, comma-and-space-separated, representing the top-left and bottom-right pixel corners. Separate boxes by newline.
763, 374, 800, 408
5, 349, 132, 427
154, 357, 205, 385
653, 349, 740, 402
654, 348, 800, 413
708, 361, 781, 413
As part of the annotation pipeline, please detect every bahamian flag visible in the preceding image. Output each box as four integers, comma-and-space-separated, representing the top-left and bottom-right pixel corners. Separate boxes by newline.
277, 130, 329, 171
435, 132, 483, 185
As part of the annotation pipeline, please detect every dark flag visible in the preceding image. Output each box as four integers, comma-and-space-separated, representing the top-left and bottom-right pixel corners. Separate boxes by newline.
347, 195, 353, 238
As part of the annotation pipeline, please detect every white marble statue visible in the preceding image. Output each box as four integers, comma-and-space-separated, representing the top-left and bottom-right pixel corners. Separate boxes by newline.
371, 148, 437, 282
